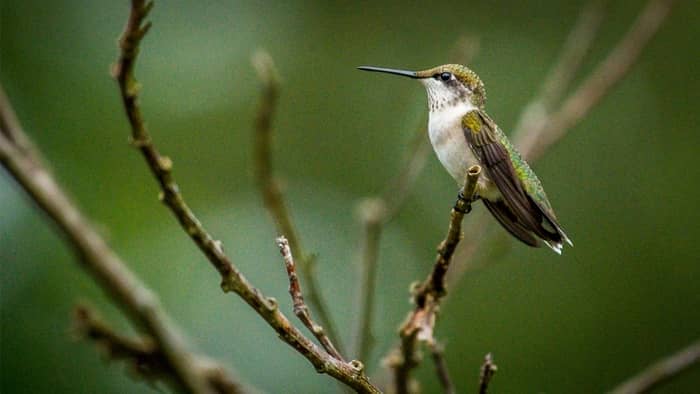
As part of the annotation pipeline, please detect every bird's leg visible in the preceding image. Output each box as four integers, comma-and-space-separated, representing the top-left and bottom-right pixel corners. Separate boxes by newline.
454, 190, 478, 214
454, 165, 483, 214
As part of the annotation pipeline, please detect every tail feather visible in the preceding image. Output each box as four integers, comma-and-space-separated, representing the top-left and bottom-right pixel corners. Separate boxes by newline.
483, 197, 571, 254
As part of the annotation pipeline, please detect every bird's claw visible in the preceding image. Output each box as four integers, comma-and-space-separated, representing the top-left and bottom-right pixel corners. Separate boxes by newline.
454, 191, 473, 214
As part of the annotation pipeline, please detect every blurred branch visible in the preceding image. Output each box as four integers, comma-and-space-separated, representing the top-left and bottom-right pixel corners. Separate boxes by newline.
512, 0, 606, 142
353, 198, 387, 363
352, 35, 480, 365
251, 50, 343, 353
388, 165, 482, 394
515, 0, 675, 161
609, 339, 700, 394
428, 341, 456, 394
0, 84, 229, 393
73, 305, 175, 384
113, 1, 379, 392
277, 236, 345, 361
478, 353, 497, 394
73, 305, 245, 393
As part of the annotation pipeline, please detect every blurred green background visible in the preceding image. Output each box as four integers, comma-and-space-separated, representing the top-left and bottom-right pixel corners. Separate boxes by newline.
2, 0, 699, 392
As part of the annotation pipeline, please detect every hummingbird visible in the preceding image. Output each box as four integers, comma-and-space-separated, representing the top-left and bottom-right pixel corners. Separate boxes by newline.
358, 64, 572, 254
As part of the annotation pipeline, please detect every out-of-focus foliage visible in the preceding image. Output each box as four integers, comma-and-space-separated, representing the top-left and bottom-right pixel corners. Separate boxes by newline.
2, 1, 699, 392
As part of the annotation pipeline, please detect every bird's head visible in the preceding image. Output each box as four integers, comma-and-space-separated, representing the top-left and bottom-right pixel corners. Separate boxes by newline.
358, 63, 486, 111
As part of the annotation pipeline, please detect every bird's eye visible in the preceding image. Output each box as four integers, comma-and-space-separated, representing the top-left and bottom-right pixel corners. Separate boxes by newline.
440, 72, 452, 81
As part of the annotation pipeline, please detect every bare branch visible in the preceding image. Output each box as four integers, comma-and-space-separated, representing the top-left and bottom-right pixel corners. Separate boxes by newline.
276, 236, 345, 361
609, 339, 700, 394
112, 2, 379, 391
515, 0, 675, 161
428, 341, 456, 394
1, 86, 223, 393
252, 49, 342, 352
478, 353, 497, 394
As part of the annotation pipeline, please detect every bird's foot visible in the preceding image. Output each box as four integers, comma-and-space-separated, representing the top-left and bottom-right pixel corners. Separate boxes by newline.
454, 191, 477, 214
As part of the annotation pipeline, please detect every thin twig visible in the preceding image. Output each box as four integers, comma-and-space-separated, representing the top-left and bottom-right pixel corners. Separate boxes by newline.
276, 236, 345, 361
609, 339, 700, 394
353, 198, 387, 363
389, 166, 482, 394
428, 341, 456, 394
112, 2, 379, 392
478, 353, 497, 394
516, 0, 675, 161
0, 86, 222, 394
252, 49, 342, 353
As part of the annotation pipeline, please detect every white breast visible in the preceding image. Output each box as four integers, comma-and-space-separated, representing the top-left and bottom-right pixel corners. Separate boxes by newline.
428, 102, 478, 184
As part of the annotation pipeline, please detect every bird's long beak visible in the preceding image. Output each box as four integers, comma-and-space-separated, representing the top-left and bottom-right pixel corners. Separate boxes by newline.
357, 66, 421, 79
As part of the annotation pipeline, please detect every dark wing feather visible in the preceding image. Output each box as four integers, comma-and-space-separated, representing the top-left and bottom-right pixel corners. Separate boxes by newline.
463, 110, 562, 246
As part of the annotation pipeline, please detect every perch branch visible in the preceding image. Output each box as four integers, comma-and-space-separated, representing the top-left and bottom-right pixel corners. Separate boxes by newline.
0, 86, 227, 394
609, 339, 700, 394
251, 50, 342, 352
388, 165, 481, 394
113, 1, 379, 391
478, 353, 497, 394
276, 236, 345, 361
